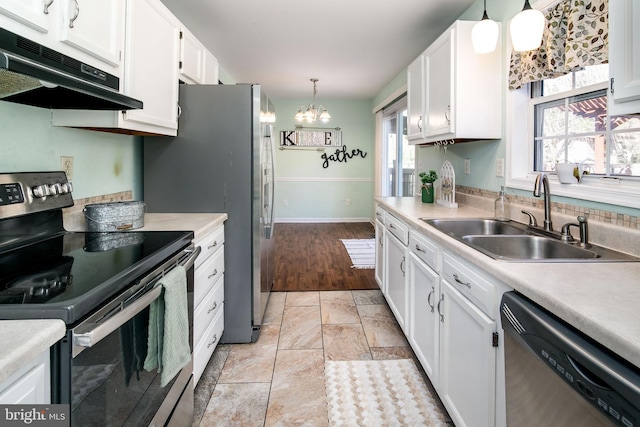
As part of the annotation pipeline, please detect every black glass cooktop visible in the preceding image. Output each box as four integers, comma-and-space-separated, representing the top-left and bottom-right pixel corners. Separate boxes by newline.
0, 230, 192, 325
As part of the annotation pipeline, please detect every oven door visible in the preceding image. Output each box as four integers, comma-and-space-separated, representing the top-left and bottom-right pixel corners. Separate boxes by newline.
52, 246, 199, 427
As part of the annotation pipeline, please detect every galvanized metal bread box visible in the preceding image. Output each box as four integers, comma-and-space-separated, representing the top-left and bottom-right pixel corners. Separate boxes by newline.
83, 201, 146, 231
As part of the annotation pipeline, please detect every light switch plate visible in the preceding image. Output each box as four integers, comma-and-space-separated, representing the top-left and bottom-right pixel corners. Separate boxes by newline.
61, 156, 74, 180
496, 158, 504, 177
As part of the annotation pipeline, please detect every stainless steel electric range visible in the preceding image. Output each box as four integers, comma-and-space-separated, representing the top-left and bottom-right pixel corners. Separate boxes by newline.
0, 172, 199, 426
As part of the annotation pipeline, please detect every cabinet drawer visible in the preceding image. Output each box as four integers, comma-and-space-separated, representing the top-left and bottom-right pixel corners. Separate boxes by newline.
194, 248, 224, 306
442, 252, 495, 317
194, 308, 224, 385
385, 214, 409, 245
375, 205, 386, 223
409, 230, 439, 272
193, 278, 224, 346
195, 226, 224, 270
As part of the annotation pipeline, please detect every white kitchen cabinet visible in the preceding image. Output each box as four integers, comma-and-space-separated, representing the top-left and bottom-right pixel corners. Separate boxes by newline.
193, 223, 225, 385
407, 53, 426, 141
0, 351, 49, 404
407, 20, 502, 145
52, 0, 181, 136
374, 205, 386, 289
383, 214, 409, 333
0, 0, 124, 76
609, 0, 640, 116
407, 232, 440, 385
178, 27, 219, 85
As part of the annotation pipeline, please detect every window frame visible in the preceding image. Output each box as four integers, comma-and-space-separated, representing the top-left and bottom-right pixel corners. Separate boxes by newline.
505, 6, 640, 209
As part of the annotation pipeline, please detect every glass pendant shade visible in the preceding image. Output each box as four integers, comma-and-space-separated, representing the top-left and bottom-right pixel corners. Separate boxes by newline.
510, 2, 545, 52
294, 78, 330, 123
472, 17, 499, 53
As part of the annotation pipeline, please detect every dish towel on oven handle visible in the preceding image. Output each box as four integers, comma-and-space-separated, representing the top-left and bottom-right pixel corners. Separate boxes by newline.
143, 265, 191, 387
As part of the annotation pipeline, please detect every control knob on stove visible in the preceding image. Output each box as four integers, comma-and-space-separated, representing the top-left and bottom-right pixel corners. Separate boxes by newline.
32, 184, 51, 198
48, 183, 62, 195
60, 182, 73, 194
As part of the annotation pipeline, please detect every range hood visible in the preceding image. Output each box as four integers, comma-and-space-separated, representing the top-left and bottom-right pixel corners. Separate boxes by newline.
0, 28, 142, 111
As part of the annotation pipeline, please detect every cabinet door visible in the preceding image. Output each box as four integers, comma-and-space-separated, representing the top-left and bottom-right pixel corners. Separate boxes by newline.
408, 252, 439, 386
407, 54, 425, 141
375, 219, 385, 289
609, 0, 640, 115
426, 30, 452, 138
384, 231, 407, 332
0, 0, 51, 34
123, 0, 180, 133
179, 27, 205, 84
203, 49, 219, 84
57, 0, 124, 67
439, 280, 496, 427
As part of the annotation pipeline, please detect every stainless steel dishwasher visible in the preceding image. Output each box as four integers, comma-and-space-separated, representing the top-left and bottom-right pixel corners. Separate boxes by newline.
500, 291, 640, 427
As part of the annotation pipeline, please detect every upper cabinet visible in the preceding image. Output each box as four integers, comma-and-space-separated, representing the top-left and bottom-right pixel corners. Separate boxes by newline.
609, 0, 640, 116
180, 27, 219, 85
407, 20, 502, 145
0, 0, 125, 77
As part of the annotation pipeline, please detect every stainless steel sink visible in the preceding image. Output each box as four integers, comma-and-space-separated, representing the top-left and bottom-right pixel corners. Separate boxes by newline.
462, 235, 598, 261
425, 218, 528, 237
421, 218, 640, 262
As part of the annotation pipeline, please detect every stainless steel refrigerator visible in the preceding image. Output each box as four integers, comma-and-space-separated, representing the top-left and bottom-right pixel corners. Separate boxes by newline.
143, 84, 275, 343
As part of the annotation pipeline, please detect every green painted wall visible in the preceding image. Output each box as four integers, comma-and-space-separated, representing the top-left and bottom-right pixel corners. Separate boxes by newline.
0, 102, 141, 200
272, 97, 374, 222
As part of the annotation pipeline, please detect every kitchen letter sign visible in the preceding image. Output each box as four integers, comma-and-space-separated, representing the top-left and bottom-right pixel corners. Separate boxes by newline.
321, 145, 367, 168
280, 128, 342, 147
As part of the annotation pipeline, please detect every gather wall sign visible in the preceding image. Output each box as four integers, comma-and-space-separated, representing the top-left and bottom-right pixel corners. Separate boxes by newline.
279, 127, 368, 168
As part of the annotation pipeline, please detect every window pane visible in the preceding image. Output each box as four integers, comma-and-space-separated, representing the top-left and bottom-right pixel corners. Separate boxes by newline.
543, 73, 573, 96
539, 103, 566, 137
574, 64, 608, 89
611, 115, 640, 131
567, 93, 607, 134
537, 138, 565, 171
610, 130, 640, 176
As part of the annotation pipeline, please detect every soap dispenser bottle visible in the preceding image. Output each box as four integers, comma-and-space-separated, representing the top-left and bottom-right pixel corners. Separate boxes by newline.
495, 186, 510, 221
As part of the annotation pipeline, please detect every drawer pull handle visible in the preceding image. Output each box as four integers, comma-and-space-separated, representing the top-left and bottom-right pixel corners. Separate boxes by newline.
415, 244, 426, 253
207, 334, 218, 348
207, 301, 218, 314
389, 223, 396, 229
208, 241, 218, 249
208, 269, 218, 279
400, 256, 405, 277
43, 0, 54, 14
427, 287, 435, 312
69, 0, 79, 28
453, 273, 471, 288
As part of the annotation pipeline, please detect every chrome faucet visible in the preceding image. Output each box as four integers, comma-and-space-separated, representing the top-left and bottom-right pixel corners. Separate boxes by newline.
533, 173, 553, 232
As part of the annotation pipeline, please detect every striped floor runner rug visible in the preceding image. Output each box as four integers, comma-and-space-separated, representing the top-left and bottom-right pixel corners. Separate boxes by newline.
340, 239, 375, 269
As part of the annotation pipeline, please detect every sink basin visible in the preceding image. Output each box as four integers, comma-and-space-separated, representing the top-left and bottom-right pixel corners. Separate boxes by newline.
462, 235, 599, 261
422, 217, 640, 262
423, 218, 528, 237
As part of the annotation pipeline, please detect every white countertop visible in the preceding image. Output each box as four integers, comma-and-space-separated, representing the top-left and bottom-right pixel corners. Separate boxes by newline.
376, 196, 640, 370
0, 320, 66, 383
0, 213, 227, 384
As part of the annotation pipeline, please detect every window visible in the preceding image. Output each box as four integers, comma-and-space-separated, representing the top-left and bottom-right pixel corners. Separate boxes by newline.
532, 64, 640, 177
382, 97, 414, 196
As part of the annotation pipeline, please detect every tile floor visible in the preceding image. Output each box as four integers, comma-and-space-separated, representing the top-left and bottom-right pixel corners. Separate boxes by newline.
193, 290, 451, 426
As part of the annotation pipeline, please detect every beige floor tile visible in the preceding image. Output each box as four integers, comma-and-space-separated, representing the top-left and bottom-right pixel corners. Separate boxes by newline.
371, 346, 413, 360
318, 290, 355, 303
323, 324, 372, 361
357, 304, 407, 347
217, 325, 279, 383
352, 289, 385, 305
264, 349, 328, 427
285, 291, 320, 306
320, 299, 360, 324
200, 382, 270, 427
278, 305, 322, 349
263, 292, 286, 325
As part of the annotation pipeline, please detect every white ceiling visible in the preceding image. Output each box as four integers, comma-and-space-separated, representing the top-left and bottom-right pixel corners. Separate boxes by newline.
159, 0, 476, 99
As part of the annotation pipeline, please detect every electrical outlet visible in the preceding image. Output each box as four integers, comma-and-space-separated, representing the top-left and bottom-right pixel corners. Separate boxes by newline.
345, 198, 351, 206
464, 158, 471, 175
282, 199, 288, 206
61, 156, 74, 179
496, 158, 505, 177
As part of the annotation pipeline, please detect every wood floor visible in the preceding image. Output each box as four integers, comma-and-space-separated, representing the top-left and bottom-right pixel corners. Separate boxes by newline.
273, 222, 379, 292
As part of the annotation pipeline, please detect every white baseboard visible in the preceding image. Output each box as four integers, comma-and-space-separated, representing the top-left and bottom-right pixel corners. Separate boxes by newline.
274, 217, 372, 223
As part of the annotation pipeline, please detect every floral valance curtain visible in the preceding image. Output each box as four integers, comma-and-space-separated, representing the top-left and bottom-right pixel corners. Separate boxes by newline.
508, 0, 608, 90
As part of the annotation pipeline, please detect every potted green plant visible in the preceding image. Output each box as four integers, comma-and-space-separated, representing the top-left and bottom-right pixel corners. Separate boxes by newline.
419, 170, 438, 203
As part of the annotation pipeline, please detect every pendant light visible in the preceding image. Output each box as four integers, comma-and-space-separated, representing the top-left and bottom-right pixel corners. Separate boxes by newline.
471, 0, 499, 54
295, 78, 331, 124
510, 0, 545, 52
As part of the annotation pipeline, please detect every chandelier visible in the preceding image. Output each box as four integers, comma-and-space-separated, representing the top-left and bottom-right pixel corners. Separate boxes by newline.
295, 78, 331, 123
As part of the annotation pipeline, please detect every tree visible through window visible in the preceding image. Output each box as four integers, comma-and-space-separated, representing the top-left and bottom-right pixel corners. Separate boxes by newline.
533, 64, 640, 177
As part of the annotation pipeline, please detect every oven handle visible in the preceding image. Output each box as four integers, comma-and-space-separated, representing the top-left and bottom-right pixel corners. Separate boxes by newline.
72, 245, 201, 355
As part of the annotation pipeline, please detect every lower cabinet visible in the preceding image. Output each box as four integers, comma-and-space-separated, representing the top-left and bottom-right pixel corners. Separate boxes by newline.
383, 214, 409, 333
193, 224, 225, 385
0, 351, 50, 404
374, 219, 384, 289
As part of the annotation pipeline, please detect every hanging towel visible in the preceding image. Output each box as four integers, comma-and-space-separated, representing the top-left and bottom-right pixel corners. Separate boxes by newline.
143, 265, 191, 387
